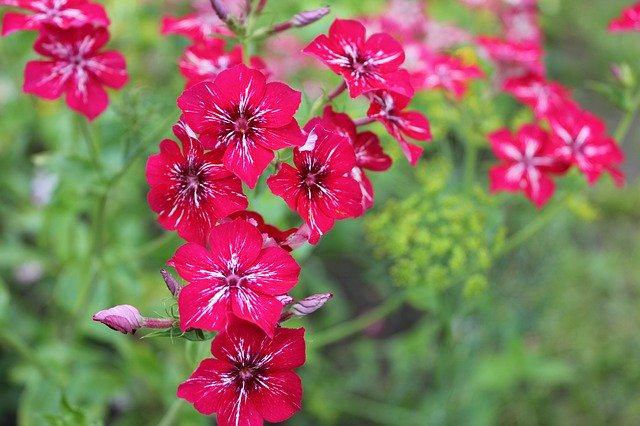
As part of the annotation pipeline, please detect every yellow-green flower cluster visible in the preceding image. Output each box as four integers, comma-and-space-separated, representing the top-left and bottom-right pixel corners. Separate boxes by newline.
365, 160, 505, 308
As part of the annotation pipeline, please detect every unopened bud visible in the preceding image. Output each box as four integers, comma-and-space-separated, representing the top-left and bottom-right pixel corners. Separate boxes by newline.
290, 293, 333, 317
611, 63, 635, 88
280, 293, 333, 322
271, 7, 330, 34
210, 0, 231, 23
256, 0, 268, 14
276, 294, 295, 306
161, 269, 182, 296
93, 305, 144, 335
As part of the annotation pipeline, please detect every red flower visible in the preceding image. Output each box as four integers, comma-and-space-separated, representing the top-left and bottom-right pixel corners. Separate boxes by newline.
177, 64, 305, 188
548, 107, 625, 186
179, 37, 243, 88
146, 121, 248, 245
177, 319, 305, 425
411, 53, 484, 99
23, 24, 127, 120
1, 0, 109, 36
302, 18, 413, 98
309, 107, 392, 211
267, 125, 362, 244
488, 124, 568, 208
503, 74, 575, 118
608, 3, 640, 32
366, 91, 431, 165
169, 218, 300, 336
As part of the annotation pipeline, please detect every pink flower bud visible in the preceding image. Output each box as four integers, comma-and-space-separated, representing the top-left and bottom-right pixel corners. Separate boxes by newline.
276, 294, 295, 306
160, 269, 182, 296
279, 293, 332, 323
93, 305, 144, 335
209, 0, 230, 23
290, 293, 333, 317
291, 7, 330, 27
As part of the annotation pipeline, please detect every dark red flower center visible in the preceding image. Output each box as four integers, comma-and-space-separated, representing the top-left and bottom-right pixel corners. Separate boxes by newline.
225, 274, 242, 287
234, 117, 250, 133
238, 367, 254, 381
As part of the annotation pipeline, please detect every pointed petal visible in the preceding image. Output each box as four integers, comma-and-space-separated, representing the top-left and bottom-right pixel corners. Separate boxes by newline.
177, 358, 235, 416
251, 371, 303, 423
243, 247, 300, 295
255, 120, 305, 150
231, 288, 282, 336
65, 77, 109, 120
178, 281, 231, 331
208, 219, 263, 273
88, 51, 128, 89
266, 164, 302, 212
223, 137, 274, 188
265, 327, 306, 370
23, 60, 68, 100
257, 82, 302, 128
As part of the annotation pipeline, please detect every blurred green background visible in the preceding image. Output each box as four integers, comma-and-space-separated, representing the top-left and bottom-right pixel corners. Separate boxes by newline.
1, 0, 639, 425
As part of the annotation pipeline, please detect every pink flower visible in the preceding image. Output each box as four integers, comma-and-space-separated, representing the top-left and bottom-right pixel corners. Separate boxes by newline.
179, 37, 243, 88
169, 218, 300, 336
267, 125, 362, 245
160, 0, 234, 40
1, 0, 109, 36
146, 120, 248, 245
500, 6, 542, 44
502, 74, 575, 118
366, 91, 431, 165
309, 107, 392, 211
177, 319, 305, 425
92, 305, 144, 335
488, 124, 568, 208
411, 53, 484, 99
608, 2, 640, 32
177, 64, 305, 188
548, 107, 625, 186
303, 18, 414, 98
23, 24, 127, 120
477, 36, 544, 81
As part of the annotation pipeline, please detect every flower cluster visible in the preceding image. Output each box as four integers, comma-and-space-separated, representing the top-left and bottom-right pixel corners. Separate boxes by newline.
73, 1, 630, 425
1, 0, 127, 119
464, 0, 626, 207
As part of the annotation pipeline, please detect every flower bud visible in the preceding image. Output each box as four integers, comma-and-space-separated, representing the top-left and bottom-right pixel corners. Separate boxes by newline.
292, 7, 330, 27
210, 0, 230, 23
160, 269, 182, 296
276, 294, 295, 306
271, 7, 330, 34
290, 293, 333, 317
93, 305, 144, 335
279, 293, 333, 323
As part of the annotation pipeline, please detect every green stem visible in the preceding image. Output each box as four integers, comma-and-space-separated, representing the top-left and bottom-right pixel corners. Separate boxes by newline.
614, 90, 640, 142
310, 291, 406, 348
75, 114, 101, 171
308, 82, 346, 120
157, 399, 185, 426
463, 141, 477, 192
496, 193, 570, 257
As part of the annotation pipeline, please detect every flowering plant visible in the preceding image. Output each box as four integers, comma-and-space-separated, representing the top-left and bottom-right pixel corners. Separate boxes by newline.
0, 0, 637, 424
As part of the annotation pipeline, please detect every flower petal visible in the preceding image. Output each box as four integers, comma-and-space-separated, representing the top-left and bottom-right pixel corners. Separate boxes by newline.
251, 371, 303, 423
